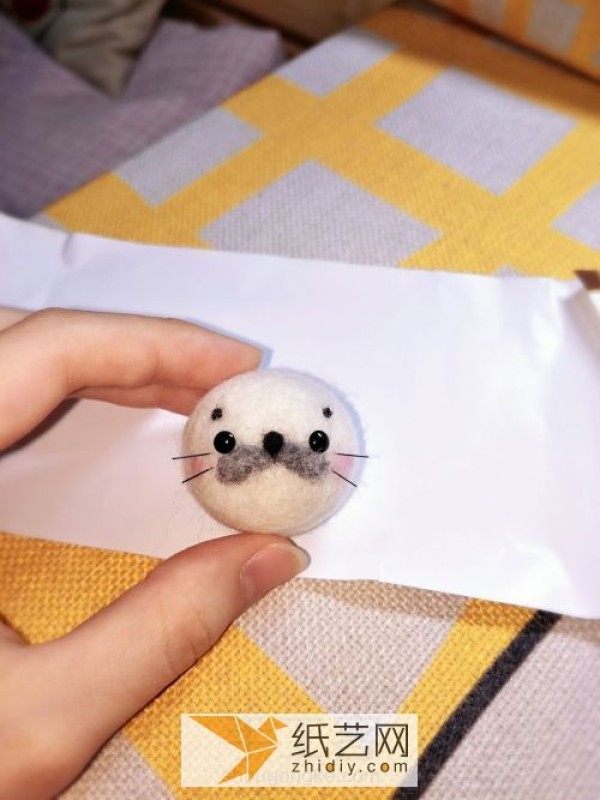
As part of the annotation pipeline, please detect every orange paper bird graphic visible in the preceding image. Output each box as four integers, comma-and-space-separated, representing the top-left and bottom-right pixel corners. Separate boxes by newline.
189, 715, 287, 783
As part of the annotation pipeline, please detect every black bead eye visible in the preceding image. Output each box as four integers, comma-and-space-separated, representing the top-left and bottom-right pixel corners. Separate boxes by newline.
309, 430, 329, 453
214, 431, 236, 454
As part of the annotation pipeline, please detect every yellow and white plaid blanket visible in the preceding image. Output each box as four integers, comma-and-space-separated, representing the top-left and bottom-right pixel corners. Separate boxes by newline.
2, 1, 599, 797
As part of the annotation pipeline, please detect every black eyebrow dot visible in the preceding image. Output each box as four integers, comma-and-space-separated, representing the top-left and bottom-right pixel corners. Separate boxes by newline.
211, 408, 223, 421
323, 407, 332, 418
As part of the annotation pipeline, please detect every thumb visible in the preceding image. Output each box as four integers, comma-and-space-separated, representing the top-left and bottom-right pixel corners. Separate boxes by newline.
29, 534, 308, 770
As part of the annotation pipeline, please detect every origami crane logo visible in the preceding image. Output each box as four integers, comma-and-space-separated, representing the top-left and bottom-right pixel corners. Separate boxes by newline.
189, 715, 286, 783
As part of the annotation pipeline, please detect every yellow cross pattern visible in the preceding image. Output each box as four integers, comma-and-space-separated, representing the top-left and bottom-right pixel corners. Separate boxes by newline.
45, 5, 600, 277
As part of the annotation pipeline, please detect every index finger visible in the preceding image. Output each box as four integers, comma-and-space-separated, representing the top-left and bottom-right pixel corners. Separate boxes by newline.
0, 308, 262, 449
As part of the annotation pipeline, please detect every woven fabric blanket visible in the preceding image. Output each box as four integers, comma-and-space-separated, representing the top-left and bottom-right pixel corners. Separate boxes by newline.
2, 1, 599, 797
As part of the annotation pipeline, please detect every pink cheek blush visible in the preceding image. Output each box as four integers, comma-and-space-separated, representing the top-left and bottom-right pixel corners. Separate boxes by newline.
332, 454, 356, 482
183, 455, 209, 482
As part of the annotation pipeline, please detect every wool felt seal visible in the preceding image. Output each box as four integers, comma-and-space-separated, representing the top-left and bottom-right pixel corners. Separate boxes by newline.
180, 369, 363, 535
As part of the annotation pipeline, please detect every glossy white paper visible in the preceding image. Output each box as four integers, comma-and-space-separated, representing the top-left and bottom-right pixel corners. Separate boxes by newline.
1, 214, 600, 617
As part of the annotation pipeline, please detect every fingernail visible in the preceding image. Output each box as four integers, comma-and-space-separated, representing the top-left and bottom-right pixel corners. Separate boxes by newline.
222, 336, 263, 366
240, 542, 310, 603
239, 341, 264, 365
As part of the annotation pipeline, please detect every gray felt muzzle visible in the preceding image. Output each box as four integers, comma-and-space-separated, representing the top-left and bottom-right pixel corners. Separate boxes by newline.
216, 442, 329, 484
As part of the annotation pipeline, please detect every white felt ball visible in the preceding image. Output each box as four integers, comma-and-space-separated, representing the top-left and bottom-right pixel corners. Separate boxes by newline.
181, 368, 363, 536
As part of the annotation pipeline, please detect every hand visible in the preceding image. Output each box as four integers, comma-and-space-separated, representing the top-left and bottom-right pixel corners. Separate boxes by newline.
0, 309, 309, 800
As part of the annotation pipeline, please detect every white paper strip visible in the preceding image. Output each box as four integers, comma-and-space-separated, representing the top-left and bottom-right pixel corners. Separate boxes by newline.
1, 213, 599, 617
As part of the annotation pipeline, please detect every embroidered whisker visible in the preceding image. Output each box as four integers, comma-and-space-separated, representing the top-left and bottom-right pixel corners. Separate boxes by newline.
173, 452, 210, 460
182, 467, 213, 484
331, 469, 358, 488
335, 453, 369, 458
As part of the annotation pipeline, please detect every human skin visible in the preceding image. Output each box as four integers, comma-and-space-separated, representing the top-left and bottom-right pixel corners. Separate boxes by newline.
0, 308, 309, 800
